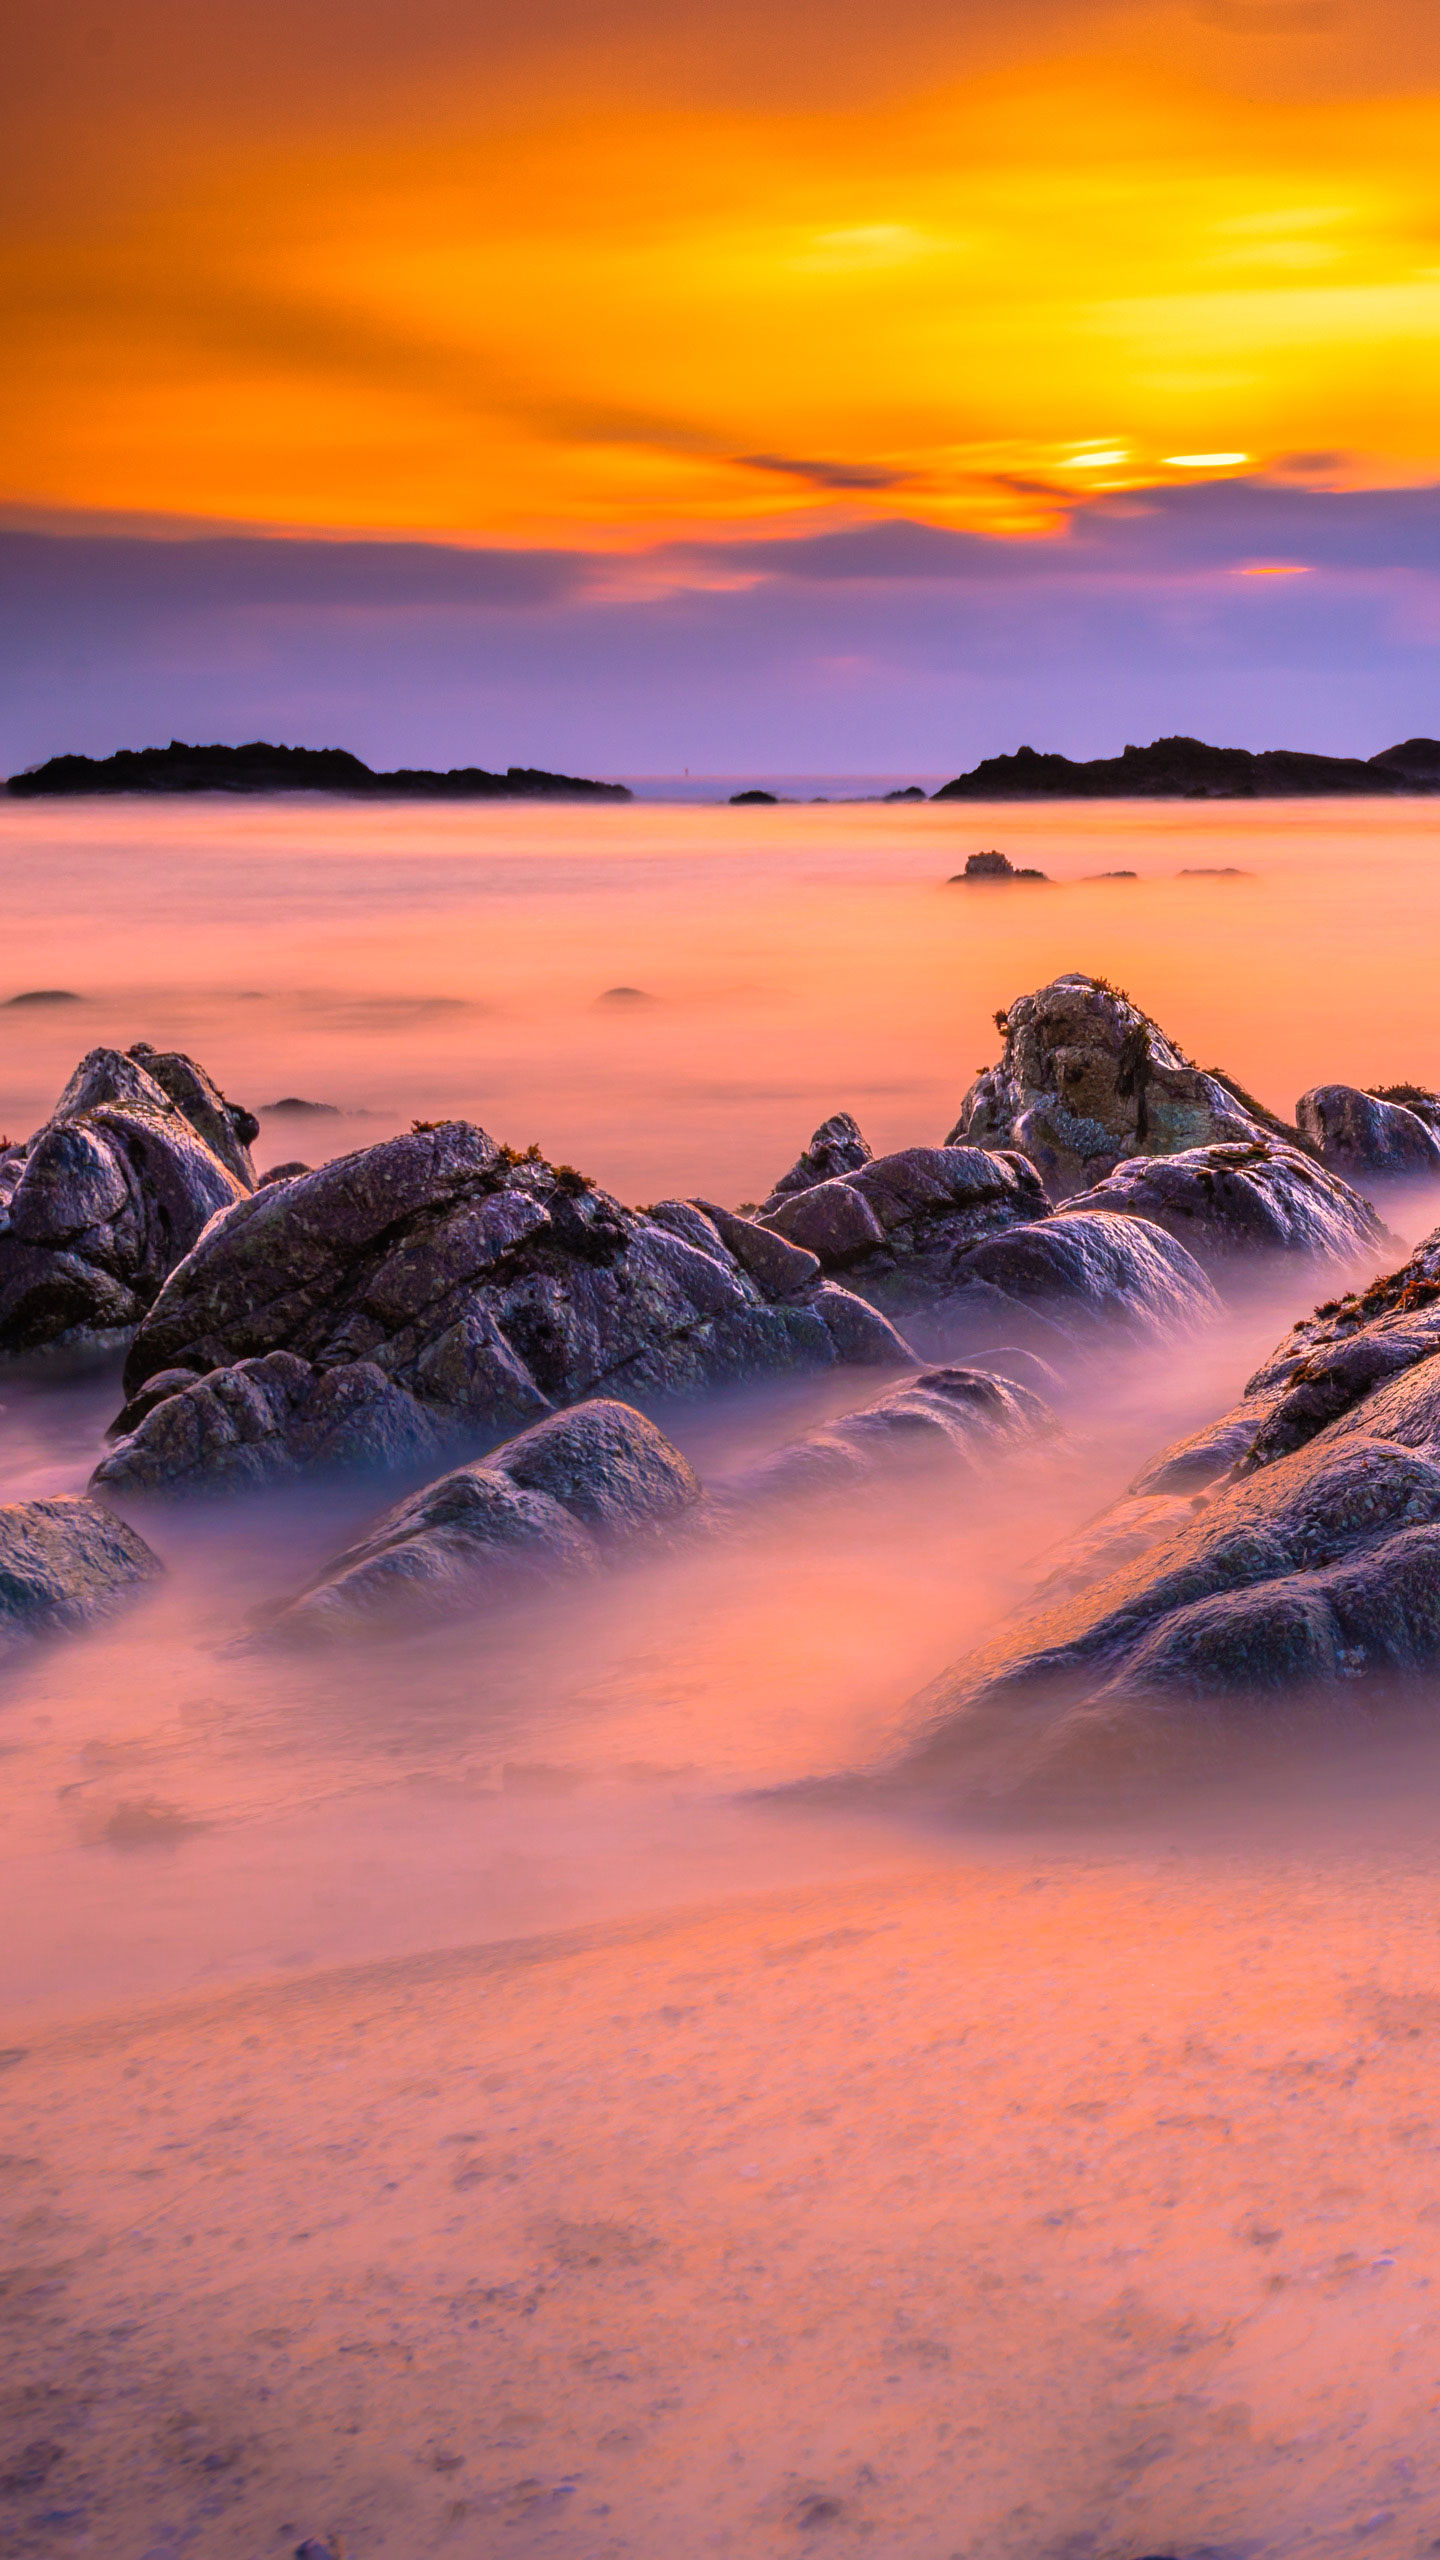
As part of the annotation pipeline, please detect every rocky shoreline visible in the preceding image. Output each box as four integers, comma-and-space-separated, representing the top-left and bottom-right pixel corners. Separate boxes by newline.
6, 971, 1440, 1796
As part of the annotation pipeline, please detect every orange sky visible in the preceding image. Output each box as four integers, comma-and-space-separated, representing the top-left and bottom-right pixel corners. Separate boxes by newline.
5, 0, 1440, 549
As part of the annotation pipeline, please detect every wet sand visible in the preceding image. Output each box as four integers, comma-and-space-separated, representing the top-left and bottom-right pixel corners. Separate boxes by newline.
9, 1837, 1440, 2558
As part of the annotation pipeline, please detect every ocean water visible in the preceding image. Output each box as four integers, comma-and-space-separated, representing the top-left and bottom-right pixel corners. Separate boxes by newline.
4, 792, 1440, 2558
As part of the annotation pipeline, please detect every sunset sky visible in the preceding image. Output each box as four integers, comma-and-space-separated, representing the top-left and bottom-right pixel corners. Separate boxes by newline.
5, 0, 1440, 771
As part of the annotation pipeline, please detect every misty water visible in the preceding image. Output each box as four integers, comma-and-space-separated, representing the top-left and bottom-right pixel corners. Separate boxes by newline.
6, 792, 1440, 2559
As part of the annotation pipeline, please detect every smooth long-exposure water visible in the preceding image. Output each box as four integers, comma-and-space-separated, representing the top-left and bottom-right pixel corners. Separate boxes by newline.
5, 792, 1440, 2559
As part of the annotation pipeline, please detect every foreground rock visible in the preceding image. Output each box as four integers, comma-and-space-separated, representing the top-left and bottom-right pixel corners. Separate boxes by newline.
270, 1400, 700, 1637
1, 1045, 257, 1361
717, 1366, 1048, 1505
0, 1498, 161, 1661
116, 1127, 908, 1463
92, 1352, 452, 1502
951, 972, 1302, 1198
1295, 1085, 1440, 1188
755, 1125, 1219, 1355
1056, 1139, 1386, 1277
883, 1219, 1440, 1800
760, 1112, 872, 1211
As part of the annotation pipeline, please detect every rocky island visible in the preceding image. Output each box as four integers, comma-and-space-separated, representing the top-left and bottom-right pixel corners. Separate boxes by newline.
4, 739, 633, 799
933, 733, 1440, 798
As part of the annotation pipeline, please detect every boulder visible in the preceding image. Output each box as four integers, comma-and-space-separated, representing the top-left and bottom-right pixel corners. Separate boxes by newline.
1295, 1085, 1440, 1187
90, 1352, 452, 1502
757, 1144, 1050, 1319
269, 1399, 700, 1637
116, 1125, 910, 1455
761, 1113, 873, 1210
944, 1211, 1219, 1350
0, 1044, 254, 1361
881, 1217, 1440, 1798
1055, 1139, 1386, 1277
0, 1497, 161, 1661
718, 1365, 1048, 1506
951, 972, 1303, 1198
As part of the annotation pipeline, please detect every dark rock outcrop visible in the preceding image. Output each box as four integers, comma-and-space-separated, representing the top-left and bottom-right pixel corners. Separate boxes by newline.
0, 1045, 256, 1361
1295, 1085, 1440, 1187
754, 1134, 1217, 1353
883, 1217, 1440, 1797
932, 735, 1440, 799
951, 972, 1305, 1198
270, 1400, 699, 1637
116, 1126, 910, 1455
0, 1497, 161, 1661
6, 741, 632, 801
761, 1113, 873, 1211
947, 851, 1047, 881
1367, 1083, 1440, 1139
1056, 1140, 1386, 1277
91, 1352, 452, 1503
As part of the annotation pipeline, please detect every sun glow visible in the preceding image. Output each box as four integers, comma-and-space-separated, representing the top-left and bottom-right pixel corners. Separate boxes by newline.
6, 7, 1440, 547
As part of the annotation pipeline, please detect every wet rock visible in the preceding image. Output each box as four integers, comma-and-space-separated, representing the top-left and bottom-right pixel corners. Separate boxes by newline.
0, 1497, 161, 1661
91, 1351, 451, 1502
947, 1211, 1218, 1347
0, 1045, 254, 1362
885, 1219, 1440, 1795
762, 1112, 874, 1211
1055, 1139, 1386, 1277
118, 1124, 905, 1453
758, 1145, 1049, 1318
951, 972, 1303, 1198
719, 1365, 1048, 1505
271, 1399, 699, 1636
1295, 1084, 1440, 1186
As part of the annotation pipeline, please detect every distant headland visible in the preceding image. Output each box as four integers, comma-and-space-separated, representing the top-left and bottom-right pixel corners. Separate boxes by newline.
3, 740, 632, 800
933, 734, 1440, 799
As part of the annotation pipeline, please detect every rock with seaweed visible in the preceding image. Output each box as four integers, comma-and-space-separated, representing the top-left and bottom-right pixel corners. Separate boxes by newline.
879, 1215, 1440, 1802
1054, 1139, 1387, 1278
112, 1125, 910, 1473
0, 1044, 258, 1362
1295, 1084, 1440, 1188
950, 971, 1310, 1199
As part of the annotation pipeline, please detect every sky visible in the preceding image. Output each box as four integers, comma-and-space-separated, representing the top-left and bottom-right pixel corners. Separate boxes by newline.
4, 0, 1440, 774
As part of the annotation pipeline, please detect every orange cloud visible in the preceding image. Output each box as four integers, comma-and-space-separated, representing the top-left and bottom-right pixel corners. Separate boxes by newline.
5, 1, 1440, 543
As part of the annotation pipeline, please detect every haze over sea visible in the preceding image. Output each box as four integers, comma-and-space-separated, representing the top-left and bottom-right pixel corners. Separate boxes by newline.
7, 791, 1440, 2558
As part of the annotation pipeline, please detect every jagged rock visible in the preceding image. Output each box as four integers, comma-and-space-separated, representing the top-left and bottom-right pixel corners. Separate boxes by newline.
761, 1113, 873, 1211
881, 1219, 1440, 1797
0, 1045, 254, 1361
270, 1400, 700, 1637
951, 972, 1301, 1198
117, 1125, 909, 1452
717, 1366, 1048, 1505
1055, 1140, 1386, 1277
758, 1145, 1048, 1309
91, 1352, 452, 1502
1295, 1085, 1440, 1187
0, 1497, 161, 1660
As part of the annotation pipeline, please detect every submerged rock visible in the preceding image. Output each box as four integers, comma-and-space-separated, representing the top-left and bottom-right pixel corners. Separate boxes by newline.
0, 1497, 161, 1660
1295, 1084, 1440, 1187
271, 1399, 700, 1636
116, 1125, 908, 1459
0, 1044, 256, 1361
883, 1216, 1440, 1798
91, 1352, 452, 1502
718, 1365, 1048, 1506
951, 972, 1301, 1198
1056, 1139, 1386, 1277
